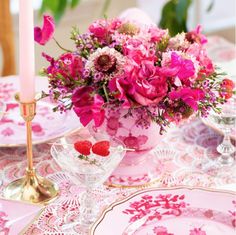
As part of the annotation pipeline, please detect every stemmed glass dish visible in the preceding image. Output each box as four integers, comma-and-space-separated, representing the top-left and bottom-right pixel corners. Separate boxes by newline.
209, 102, 236, 166
50, 134, 126, 231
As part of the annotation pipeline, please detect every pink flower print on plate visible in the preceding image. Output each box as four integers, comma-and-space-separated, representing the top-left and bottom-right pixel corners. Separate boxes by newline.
189, 228, 206, 235
153, 226, 173, 235
91, 188, 236, 235
0, 211, 9, 235
1, 128, 14, 137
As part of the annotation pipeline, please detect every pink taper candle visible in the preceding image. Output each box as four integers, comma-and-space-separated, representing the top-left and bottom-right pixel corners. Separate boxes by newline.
19, 0, 35, 102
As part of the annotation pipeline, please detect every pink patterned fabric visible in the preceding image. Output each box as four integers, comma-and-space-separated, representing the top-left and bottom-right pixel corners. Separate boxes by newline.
0, 118, 235, 234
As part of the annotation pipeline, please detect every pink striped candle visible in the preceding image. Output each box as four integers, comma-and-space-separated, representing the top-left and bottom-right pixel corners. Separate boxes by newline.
19, 0, 35, 102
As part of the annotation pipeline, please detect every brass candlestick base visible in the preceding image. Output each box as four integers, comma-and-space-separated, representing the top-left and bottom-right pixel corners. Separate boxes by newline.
4, 168, 58, 204
4, 100, 59, 204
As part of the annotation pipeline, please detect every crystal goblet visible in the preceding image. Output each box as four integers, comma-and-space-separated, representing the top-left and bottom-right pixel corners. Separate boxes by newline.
208, 98, 236, 166
50, 135, 126, 232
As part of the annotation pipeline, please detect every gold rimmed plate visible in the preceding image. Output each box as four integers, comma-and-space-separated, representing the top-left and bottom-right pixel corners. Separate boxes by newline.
0, 76, 82, 147
0, 197, 44, 234
90, 186, 236, 235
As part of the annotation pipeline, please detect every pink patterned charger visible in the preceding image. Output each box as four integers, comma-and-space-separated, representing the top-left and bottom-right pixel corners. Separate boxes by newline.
0, 198, 42, 235
0, 76, 81, 147
91, 187, 236, 235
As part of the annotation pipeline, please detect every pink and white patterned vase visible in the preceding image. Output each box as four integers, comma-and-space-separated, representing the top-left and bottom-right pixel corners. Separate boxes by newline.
89, 107, 163, 187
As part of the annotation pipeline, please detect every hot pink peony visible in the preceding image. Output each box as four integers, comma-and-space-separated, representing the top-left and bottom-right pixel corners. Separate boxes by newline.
169, 88, 205, 111
72, 87, 105, 127
34, 15, 55, 45
160, 52, 195, 84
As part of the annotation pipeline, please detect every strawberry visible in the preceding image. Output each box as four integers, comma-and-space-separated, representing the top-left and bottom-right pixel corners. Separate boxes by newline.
92, 140, 110, 157
74, 140, 92, 155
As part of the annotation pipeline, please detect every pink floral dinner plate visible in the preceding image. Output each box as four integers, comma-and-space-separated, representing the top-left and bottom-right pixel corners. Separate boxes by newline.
0, 198, 43, 235
0, 76, 81, 147
91, 187, 236, 235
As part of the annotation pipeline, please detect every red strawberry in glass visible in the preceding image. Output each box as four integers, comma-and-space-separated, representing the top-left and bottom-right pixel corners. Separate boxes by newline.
92, 140, 110, 157
74, 140, 92, 155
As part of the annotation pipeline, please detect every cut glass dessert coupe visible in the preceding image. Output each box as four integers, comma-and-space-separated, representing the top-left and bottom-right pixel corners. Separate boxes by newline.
200, 98, 236, 170
209, 104, 236, 166
50, 134, 126, 232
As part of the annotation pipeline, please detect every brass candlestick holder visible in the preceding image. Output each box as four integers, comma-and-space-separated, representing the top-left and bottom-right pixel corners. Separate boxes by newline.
4, 100, 59, 204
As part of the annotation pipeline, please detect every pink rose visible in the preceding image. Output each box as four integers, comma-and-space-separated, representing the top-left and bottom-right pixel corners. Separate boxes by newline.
169, 88, 205, 111
131, 63, 168, 105
89, 19, 108, 40
110, 61, 168, 106
138, 60, 156, 78
72, 87, 105, 127
34, 15, 55, 45
129, 77, 166, 106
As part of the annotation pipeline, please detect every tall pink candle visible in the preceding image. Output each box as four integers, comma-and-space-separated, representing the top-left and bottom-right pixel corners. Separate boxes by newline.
19, 0, 35, 102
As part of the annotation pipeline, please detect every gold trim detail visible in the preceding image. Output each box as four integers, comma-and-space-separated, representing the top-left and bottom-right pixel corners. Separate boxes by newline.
90, 186, 236, 235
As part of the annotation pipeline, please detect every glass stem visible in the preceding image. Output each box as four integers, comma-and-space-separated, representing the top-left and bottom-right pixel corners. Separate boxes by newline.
217, 128, 235, 165
221, 129, 234, 155
79, 187, 98, 227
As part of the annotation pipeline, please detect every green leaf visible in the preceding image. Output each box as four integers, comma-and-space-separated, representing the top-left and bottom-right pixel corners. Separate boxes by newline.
159, 0, 179, 36
100, 0, 111, 17
159, 0, 192, 36
71, 0, 80, 8
43, 0, 59, 12
54, 0, 68, 23
175, 0, 192, 24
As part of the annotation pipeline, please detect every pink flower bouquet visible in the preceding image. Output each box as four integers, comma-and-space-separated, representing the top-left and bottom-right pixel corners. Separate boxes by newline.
36, 16, 234, 134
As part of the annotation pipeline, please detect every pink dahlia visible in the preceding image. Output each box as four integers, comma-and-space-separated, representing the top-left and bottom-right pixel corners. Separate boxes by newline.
94, 54, 117, 73
86, 47, 126, 79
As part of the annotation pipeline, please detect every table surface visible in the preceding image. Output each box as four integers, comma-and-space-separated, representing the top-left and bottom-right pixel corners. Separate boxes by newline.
0, 36, 236, 234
